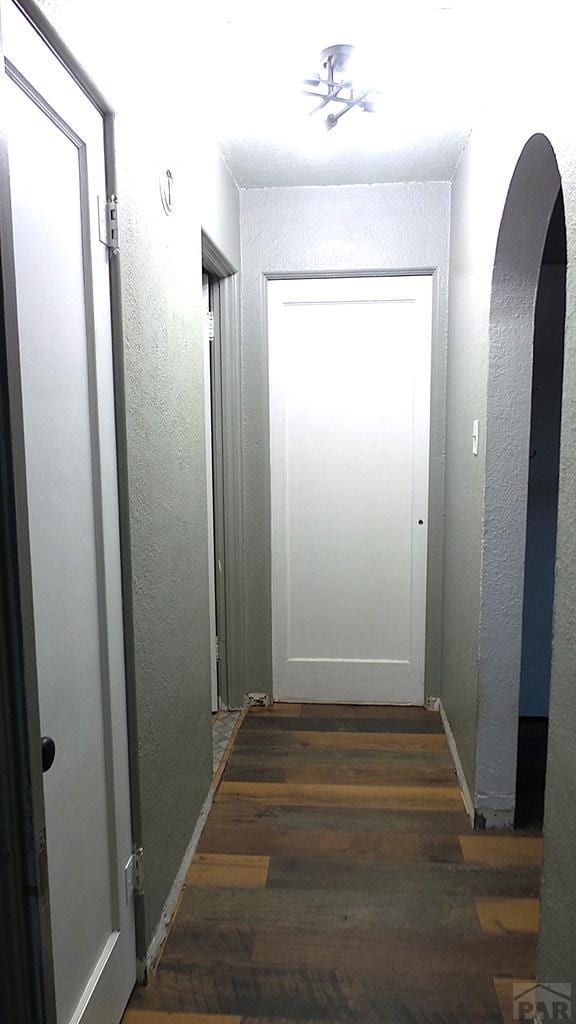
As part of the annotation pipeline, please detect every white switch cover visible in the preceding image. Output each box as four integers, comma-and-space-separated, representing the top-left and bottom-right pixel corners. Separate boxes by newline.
472, 419, 479, 456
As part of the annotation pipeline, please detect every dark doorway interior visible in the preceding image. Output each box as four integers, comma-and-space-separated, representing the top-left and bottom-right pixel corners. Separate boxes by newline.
515, 717, 549, 830
515, 190, 567, 831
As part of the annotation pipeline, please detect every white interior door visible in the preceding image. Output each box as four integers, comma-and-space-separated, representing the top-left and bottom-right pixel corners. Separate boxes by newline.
268, 276, 432, 704
3, 3, 135, 1022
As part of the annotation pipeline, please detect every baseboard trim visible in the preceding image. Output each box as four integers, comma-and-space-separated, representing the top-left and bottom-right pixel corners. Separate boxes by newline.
473, 806, 515, 830
136, 786, 212, 984
436, 698, 475, 825
137, 706, 247, 983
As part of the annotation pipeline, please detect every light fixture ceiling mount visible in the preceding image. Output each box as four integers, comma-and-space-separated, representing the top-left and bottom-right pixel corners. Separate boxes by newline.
303, 44, 376, 131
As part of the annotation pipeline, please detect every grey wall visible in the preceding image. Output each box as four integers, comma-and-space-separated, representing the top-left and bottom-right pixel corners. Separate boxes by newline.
34, 0, 240, 957
477, 139, 561, 820
443, 106, 576, 979
441, 135, 492, 791
118, 145, 213, 955
239, 182, 451, 701
442, 131, 562, 802
445, 135, 562, 820
519, 265, 565, 717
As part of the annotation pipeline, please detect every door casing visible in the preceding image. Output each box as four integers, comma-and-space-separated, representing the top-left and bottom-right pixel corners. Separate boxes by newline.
201, 231, 244, 709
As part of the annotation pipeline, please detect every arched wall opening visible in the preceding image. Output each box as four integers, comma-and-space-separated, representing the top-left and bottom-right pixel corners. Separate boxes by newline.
474, 133, 566, 827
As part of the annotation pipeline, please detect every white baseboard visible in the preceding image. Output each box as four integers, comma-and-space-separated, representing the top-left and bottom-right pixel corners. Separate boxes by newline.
137, 782, 214, 983
137, 707, 246, 982
434, 698, 516, 830
436, 698, 475, 825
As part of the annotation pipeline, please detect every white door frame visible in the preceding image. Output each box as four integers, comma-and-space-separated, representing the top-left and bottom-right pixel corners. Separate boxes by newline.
201, 231, 244, 711
0, 2, 138, 1019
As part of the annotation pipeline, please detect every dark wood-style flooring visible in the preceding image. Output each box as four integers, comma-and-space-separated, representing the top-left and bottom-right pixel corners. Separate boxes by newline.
123, 703, 542, 1024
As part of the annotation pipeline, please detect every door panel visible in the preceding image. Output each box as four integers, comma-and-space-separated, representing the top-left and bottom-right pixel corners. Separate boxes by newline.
3, 3, 135, 1022
268, 276, 432, 704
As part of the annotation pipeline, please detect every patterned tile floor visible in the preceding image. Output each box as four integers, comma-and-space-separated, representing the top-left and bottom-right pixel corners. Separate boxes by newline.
212, 710, 241, 775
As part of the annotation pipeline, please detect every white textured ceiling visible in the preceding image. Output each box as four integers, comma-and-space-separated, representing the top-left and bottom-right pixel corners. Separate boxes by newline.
197, 0, 499, 188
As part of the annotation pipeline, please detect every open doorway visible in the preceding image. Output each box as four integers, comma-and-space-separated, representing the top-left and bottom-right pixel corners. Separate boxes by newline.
201, 238, 245, 774
200, 233, 244, 719
202, 268, 229, 712
474, 134, 566, 830
515, 191, 567, 830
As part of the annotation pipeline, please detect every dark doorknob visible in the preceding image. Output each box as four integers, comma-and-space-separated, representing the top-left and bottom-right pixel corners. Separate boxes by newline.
41, 736, 56, 774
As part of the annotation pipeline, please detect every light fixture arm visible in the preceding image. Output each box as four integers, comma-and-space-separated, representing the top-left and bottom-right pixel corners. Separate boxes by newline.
309, 77, 352, 115
302, 87, 360, 107
302, 44, 376, 130
324, 86, 375, 130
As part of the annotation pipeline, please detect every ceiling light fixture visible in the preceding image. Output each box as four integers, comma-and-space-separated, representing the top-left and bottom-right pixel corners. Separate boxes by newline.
303, 44, 376, 131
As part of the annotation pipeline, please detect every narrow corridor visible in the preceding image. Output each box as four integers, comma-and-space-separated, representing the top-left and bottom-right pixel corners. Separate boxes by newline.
124, 704, 542, 1024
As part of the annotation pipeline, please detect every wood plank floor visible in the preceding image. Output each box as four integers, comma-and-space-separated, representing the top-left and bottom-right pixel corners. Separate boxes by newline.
124, 703, 542, 1024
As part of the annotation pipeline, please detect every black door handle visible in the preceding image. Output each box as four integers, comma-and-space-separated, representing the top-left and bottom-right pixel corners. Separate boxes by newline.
41, 736, 56, 774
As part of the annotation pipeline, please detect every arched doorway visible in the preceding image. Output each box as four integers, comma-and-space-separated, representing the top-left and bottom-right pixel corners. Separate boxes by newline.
474, 134, 566, 829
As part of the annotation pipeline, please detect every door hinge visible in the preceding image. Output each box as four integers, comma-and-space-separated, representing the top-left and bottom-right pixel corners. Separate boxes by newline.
98, 194, 120, 254
215, 635, 220, 661
125, 847, 144, 901
206, 310, 215, 342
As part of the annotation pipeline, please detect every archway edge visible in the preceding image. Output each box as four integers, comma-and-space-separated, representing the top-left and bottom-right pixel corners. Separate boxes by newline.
475, 133, 563, 825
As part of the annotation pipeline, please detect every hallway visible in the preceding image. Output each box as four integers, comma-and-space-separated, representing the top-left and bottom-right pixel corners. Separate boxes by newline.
123, 704, 541, 1024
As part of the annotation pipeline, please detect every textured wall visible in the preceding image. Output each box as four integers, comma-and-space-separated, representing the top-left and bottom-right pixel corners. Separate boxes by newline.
476, 138, 560, 819
445, 132, 562, 815
239, 182, 451, 703
117, 144, 214, 953
33, 0, 239, 952
444, 96, 576, 978
441, 133, 494, 790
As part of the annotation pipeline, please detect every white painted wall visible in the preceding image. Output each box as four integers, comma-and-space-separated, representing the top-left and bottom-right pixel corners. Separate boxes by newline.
200, 139, 240, 269
239, 181, 450, 702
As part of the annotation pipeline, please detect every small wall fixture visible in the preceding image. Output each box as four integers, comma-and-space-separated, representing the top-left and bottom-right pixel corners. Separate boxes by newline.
303, 44, 376, 131
160, 169, 174, 215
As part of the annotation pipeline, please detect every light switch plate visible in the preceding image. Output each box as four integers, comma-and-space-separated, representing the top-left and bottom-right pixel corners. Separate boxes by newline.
472, 419, 479, 456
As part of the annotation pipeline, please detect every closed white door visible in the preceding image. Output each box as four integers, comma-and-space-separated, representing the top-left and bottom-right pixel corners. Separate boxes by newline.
268, 276, 432, 704
3, 3, 135, 1023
